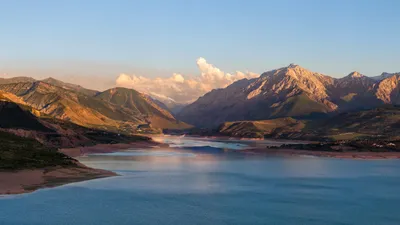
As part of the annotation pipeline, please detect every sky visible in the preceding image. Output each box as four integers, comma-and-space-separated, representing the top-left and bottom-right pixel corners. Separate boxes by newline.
1, 0, 400, 101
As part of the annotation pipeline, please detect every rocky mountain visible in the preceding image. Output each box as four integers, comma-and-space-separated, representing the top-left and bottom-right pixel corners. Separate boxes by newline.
371, 72, 399, 81
1, 76, 99, 96
0, 76, 36, 84
41, 77, 99, 96
0, 81, 189, 133
376, 74, 400, 104
178, 64, 400, 128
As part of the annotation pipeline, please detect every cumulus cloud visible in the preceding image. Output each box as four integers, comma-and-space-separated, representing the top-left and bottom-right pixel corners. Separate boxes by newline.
115, 57, 259, 103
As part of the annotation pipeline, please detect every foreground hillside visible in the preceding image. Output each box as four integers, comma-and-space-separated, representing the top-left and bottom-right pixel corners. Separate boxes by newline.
178, 64, 399, 127
0, 100, 151, 148
0, 131, 74, 170
0, 79, 190, 133
0, 99, 152, 195
0, 130, 118, 195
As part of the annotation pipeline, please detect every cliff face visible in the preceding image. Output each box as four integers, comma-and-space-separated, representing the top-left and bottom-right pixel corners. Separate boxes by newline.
178, 65, 400, 128
376, 74, 400, 104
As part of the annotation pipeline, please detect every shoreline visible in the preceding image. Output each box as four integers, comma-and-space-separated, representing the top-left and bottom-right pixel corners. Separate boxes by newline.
59, 140, 166, 157
1, 140, 166, 196
243, 148, 400, 159
0, 164, 116, 195
3, 137, 400, 196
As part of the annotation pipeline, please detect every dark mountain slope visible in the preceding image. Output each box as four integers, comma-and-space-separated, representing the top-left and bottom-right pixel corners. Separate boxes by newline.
0, 101, 52, 132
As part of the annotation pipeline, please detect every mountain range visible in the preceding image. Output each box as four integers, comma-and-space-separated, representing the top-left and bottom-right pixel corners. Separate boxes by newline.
0, 77, 191, 134
1, 64, 399, 140
177, 64, 400, 128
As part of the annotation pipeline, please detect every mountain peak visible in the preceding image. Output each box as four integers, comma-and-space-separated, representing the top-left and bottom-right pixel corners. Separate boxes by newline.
347, 71, 364, 78
43, 77, 57, 81
287, 63, 299, 68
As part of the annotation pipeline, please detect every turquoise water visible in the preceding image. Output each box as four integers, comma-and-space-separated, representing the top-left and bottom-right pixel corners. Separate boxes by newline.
1, 136, 400, 225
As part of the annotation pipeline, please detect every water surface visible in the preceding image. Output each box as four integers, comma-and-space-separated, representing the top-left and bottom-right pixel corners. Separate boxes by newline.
1, 136, 399, 225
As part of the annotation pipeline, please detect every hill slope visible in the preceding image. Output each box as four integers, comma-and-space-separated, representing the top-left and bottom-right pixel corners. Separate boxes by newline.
95, 88, 192, 130
0, 82, 188, 133
216, 106, 400, 140
0, 76, 36, 84
218, 117, 306, 139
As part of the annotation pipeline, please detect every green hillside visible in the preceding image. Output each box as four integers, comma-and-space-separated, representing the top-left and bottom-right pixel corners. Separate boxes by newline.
271, 93, 332, 118
309, 105, 400, 140
0, 131, 75, 170
218, 118, 306, 138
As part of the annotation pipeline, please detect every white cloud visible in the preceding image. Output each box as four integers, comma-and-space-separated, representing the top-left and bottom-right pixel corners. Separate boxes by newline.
115, 57, 259, 103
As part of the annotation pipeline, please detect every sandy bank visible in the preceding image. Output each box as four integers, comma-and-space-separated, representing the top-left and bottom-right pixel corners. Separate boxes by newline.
1, 140, 166, 195
244, 148, 400, 159
0, 164, 116, 195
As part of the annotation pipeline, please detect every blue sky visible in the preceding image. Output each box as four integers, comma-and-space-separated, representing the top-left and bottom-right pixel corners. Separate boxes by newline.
1, 0, 399, 85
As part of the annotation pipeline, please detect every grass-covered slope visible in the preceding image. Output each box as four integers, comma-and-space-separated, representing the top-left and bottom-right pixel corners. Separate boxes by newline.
309, 105, 400, 140
218, 118, 306, 138
270, 93, 332, 118
216, 105, 400, 140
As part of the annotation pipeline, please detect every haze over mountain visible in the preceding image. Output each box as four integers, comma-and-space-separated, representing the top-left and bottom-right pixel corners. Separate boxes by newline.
178, 64, 400, 127
115, 57, 259, 104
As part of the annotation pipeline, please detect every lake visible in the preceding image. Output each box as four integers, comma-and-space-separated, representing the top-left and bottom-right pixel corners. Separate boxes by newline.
1, 136, 400, 225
